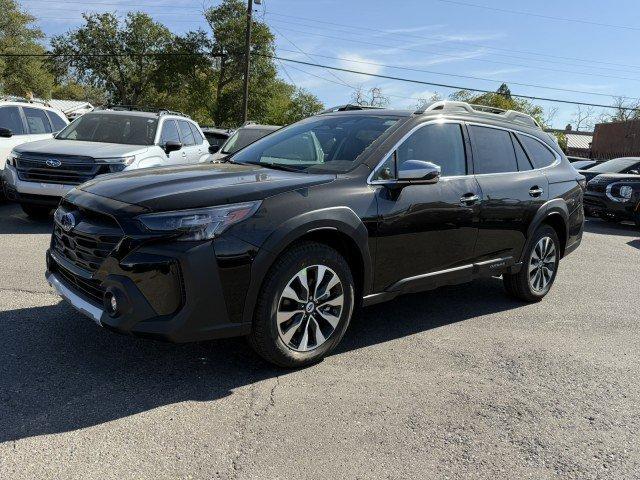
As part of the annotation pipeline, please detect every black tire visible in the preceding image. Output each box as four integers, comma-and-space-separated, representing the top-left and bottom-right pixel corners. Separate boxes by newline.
248, 242, 355, 368
20, 203, 52, 220
503, 225, 560, 302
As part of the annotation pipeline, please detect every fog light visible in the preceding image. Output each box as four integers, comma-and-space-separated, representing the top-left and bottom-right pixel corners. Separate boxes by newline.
105, 292, 118, 316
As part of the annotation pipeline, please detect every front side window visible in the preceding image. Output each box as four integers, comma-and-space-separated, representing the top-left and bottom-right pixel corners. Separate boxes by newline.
469, 125, 518, 174
395, 123, 467, 177
56, 113, 158, 145
159, 119, 180, 145
46, 111, 68, 132
23, 107, 52, 134
0, 106, 25, 135
231, 115, 402, 173
517, 134, 557, 169
178, 121, 195, 146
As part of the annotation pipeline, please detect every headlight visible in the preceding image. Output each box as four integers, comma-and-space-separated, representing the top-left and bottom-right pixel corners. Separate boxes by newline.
97, 156, 135, 166
606, 183, 635, 202
137, 201, 261, 241
6, 152, 17, 167
619, 185, 633, 199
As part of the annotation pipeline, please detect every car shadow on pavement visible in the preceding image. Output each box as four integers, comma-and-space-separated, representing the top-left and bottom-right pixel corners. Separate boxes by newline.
584, 218, 638, 238
0, 277, 522, 443
0, 203, 53, 235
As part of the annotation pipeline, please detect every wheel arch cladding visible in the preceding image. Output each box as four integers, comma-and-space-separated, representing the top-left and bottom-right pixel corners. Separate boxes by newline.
241, 207, 372, 325
522, 199, 569, 262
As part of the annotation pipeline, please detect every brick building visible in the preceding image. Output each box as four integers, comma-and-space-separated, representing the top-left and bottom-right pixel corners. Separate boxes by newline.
591, 120, 640, 160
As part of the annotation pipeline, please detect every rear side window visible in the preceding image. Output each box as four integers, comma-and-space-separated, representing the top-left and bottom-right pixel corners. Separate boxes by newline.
23, 107, 52, 134
178, 120, 195, 146
160, 119, 180, 145
469, 125, 518, 174
0, 106, 25, 135
517, 134, 557, 169
46, 111, 68, 132
511, 133, 533, 171
189, 123, 204, 145
396, 123, 467, 177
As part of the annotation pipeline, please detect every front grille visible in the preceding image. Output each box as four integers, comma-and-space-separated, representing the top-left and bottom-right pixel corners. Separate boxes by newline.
586, 183, 606, 193
52, 205, 123, 273
16, 153, 108, 185
52, 260, 105, 306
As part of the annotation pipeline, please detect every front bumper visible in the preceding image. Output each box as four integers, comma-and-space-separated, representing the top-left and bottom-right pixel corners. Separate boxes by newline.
46, 237, 253, 343
584, 192, 636, 220
3, 164, 73, 205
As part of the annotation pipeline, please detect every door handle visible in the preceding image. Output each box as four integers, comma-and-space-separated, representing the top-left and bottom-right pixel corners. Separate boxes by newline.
529, 186, 544, 197
181, 151, 187, 157
460, 193, 480, 206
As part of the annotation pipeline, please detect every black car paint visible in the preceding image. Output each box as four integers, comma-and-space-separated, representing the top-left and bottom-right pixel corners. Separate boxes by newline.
584, 174, 640, 221
46, 110, 584, 342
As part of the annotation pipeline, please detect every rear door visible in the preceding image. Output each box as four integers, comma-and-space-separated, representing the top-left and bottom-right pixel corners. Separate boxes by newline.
0, 106, 29, 169
22, 106, 53, 143
177, 120, 199, 163
469, 124, 549, 262
373, 121, 481, 291
188, 122, 209, 162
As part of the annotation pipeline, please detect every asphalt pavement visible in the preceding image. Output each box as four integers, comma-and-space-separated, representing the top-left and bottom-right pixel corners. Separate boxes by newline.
1, 201, 639, 480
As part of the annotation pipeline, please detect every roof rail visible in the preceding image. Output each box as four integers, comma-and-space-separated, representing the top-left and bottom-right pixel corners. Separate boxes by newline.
95, 104, 190, 118
416, 100, 541, 129
319, 104, 384, 114
1, 95, 50, 107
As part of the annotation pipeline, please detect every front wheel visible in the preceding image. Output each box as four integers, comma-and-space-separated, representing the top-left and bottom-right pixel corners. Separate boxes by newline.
249, 242, 355, 368
504, 225, 560, 302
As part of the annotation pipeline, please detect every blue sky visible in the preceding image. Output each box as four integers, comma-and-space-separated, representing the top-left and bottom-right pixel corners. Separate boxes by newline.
24, 0, 640, 129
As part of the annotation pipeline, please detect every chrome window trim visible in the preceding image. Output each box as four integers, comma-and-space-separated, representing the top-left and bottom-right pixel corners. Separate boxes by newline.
368, 119, 562, 184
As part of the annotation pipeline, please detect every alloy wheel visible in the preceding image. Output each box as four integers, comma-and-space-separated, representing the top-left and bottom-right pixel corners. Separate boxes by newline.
276, 265, 344, 352
528, 236, 557, 293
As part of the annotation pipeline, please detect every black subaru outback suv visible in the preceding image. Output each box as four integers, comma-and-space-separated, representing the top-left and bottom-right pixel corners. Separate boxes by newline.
46, 102, 585, 367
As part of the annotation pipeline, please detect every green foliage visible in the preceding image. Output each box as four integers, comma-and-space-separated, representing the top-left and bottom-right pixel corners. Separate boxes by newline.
551, 131, 568, 151
263, 81, 324, 125
0, 0, 53, 97
51, 80, 107, 105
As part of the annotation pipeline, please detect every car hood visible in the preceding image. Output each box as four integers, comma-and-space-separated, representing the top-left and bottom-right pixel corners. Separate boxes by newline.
587, 173, 640, 184
78, 163, 335, 211
13, 139, 149, 158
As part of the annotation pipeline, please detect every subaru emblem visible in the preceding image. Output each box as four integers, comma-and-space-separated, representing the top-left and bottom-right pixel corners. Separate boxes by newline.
46, 158, 62, 168
60, 212, 77, 232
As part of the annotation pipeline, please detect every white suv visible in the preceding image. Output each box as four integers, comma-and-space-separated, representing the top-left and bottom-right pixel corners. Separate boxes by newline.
2, 108, 211, 217
0, 98, 69, 198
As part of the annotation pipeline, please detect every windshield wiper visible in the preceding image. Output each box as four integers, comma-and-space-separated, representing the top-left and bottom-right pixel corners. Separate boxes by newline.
253, 162, 302, 172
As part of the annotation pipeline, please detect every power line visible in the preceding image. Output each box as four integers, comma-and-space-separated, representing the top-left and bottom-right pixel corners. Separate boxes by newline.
430, 0, 640, 31
270, 25, 640, 84
274, 47, 640, 102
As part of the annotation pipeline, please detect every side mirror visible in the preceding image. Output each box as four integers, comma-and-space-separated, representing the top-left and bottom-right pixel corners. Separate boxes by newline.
208, 144, 220, 154
397, 160, 441, 184
0, 127, 13, 138
163, 141, 182, 155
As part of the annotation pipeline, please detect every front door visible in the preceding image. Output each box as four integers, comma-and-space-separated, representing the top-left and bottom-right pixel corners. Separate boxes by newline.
0, 106, 30, 169
372, 121, 481, 291
468, 124, 549, 261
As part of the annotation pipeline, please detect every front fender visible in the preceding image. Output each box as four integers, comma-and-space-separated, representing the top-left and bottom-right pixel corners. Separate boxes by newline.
241, 206, 372, 325
133, 156, 166, 170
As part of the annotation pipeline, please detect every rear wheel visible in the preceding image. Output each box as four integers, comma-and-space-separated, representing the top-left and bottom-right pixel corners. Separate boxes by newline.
20, 204, 52, 220
504, 225, 560, 302
249, 242, 355, 368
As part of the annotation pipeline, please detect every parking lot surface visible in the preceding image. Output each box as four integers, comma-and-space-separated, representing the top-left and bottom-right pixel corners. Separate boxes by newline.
1, 201, 639, 480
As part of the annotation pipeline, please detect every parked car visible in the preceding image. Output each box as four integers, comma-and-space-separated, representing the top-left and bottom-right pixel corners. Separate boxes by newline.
570, 159, 597, 170
209, 123, 280, 162
578, 157, 640, 183
566, 156, 590, 163
584, 173, 640, 226
45, 101, 584, 367
3, 107, 210, 218
201, 126, 233, 150
0, 97, 69, 200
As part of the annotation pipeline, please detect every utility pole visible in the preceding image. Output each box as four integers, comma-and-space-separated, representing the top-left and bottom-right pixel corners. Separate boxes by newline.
241, 0, 255, 124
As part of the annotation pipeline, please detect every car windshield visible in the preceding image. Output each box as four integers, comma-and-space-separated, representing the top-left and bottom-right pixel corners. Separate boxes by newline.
231, 115, 402, 173
586, 157, 639, 173
222, 128, 276, 154
56, 113, 158, 145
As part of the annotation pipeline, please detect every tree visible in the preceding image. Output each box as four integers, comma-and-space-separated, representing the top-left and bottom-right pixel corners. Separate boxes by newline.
263, 80, 323, 125
350, 86, 389, 107
50, 12, 173, 106
0, 0, 53, 97
601, 96, 640, 123
570, 105, 595, 131
415, 93, 442, 111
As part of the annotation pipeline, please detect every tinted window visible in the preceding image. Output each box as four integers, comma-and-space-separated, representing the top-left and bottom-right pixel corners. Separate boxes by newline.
0, 106, 25, 135
160, 119, 180, 145
189, 123, 204, 145
56, 113, 158, 145
232, 115, 401, 173
46, 111, 68, 132
469, 126, 517, 174
396, 123, 466, 177
178, 121, 195, 146
23, 107, 52, 134
512, 133, 533, 171
222, 128, 275, 154
518, 134, 556, 168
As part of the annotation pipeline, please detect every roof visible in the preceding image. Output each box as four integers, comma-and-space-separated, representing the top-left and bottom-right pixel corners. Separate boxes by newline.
565, 132, 593, 150
239, 124, 281, 131
47, 99, 93, 114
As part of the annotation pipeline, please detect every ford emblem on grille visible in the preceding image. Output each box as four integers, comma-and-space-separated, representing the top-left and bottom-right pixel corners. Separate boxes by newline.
60, 212, 77, 232
46, 158, 62, 168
